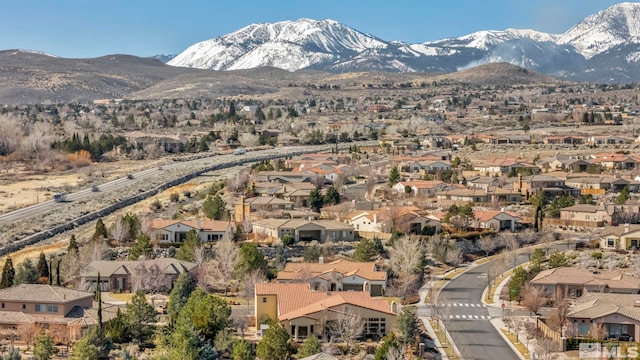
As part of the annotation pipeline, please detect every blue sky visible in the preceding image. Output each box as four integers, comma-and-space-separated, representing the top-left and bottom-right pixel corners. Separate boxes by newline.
3, 0, 628, 58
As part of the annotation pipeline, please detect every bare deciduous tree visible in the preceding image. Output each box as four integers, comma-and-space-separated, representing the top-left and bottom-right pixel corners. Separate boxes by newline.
588, 321, 607, 341
389, 236, 425, 276
205, 237, 238, 294
230, 307, 252, 339
109, 216, 128, 245
548, 298, 571, 337
327, 308, 365, 356
521, 284, 547, 316
239, 270, 267, 305
478, 236, 496, 257
446, 246, 463, 268
534, 337, 558, 360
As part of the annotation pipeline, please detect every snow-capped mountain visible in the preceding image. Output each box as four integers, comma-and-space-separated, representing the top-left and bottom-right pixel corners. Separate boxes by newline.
168, 18, 387, 71
558, 2, 640, 59
169, 3, 640, 82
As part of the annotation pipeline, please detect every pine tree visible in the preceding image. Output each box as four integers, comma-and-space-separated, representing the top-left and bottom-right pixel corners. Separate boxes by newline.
36, 252, 49, 282
176, 230, 201, 262
297, 334, 321, 357
56, 258, 61, 286
307, 188, 324, 213
387, 166, 400, 186
232, 340, 255, 360
68, 235, 79, 254
33, 329, 55, 360
96, 273, 103, 329
168, 273, 196, 324
14, 258, 38, 285
396, 306, 419, 345
93, 219, 108, 241
0, 257, 15, 289
324, 185, 340, 205
256, 324, 291, 360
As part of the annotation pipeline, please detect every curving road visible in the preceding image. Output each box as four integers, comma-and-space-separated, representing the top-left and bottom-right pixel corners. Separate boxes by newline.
424, 243, 574, 360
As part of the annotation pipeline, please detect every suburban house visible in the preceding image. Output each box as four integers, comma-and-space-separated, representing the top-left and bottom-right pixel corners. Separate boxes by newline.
81, 258, 197, 292
474, 158, 538, 176
599, 224, 640, 250
472, 210, 521, 232
435, 187, 522, 206
513, 174, 580, 198
559, 204, 610, 228
565, 176, 640, 195
530, 267, 640, 300
391, 180, 453, 197
568, 293, 640, 340
465, 176, 504, 190
126, 131, 186, 153
148, 219, 233, 243
254, 171, 320, 184
537, 155, 591, 172
589, 153, 637, 170
542, 135, 585, 145
255, 283, 397, 341
347, 206, 440, 235
251, 219, 355, 242
276, 259, 388, 296
0, 284, 119, 342
235, 196, 294, 222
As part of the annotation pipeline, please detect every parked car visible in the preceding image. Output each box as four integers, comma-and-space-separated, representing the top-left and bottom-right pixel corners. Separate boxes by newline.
127, 174, 134, 179
91, 185, 99, 192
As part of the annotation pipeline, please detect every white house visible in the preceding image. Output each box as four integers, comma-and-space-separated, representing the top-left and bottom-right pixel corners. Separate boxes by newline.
472, 210, 521, 232
149, 219, 234, 243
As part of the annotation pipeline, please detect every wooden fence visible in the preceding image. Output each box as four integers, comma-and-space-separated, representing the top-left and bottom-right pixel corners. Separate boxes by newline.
536, 318, 565, 350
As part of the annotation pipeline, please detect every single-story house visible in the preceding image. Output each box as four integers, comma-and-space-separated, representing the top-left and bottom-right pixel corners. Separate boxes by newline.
472, 210, 521, 232
148, 219, 233, 243
599, 224, 640, 250
251, 219, 355, 242
530, 267, 640, 300
568, 293, 640, 340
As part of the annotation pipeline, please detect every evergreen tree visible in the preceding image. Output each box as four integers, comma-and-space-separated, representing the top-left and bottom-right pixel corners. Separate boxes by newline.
125, 291, 156, 343
33, 328, 55, 360
256, 324, 291, 360
93, 219, 109, 241
70, 325, 110, 360
14, 258, 38, 285
68, 234, 79, 254
36, 252, 49, 281
0, 257, 15, 289
387, 166, 401, 187
162, 322, 218, 360
105, 308, 129, 343
129, 234, 153, 260
353, 239, 378, 262
236, 243, 268, 276
176, 288, 231, 341
176, 230, 201, 262
616, 186, 630, 205
168, 272, 197, 324
96, 272, 103, 329
297, 334, 322, 358
203, 194, 227, 220
307, 188, 324, 213
56, 258, 61, 286
254, 107, 266, 122
2, 346, 20, 360
396, 306, 419, 345
232, 340, 255, 360
374, 333, 399, 360
323, 185, 340, 205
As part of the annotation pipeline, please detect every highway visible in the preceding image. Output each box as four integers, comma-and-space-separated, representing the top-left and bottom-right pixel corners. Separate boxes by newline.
0, 145, 336, 228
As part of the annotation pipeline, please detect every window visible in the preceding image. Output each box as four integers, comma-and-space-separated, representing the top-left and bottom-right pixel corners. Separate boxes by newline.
607, 238, 616, 248
35, 304, 58, 313
207, 234, 220, 241
159, 234, 169, 242
22, 304, 25, 310
1, 303, 4, 309
585, 215, 590, 220
262, 297, 267, 303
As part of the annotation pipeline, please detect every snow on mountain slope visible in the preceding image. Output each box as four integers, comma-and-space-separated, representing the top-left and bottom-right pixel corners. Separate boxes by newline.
558, 2, 640, 59
169, 18, 387, 71
425, 29, 559, 50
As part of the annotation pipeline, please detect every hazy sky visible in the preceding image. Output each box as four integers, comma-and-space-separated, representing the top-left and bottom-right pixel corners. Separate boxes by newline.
3, 0, 627, 58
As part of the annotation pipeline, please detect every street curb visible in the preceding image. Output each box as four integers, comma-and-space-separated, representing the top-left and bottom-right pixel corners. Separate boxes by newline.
490, 318, 527, 360
421, 318, 449, 360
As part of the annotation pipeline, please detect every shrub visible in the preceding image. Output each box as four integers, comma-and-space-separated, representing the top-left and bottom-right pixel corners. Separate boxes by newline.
282, 235, 295, 246
150, 199, 162, 211
170, 193, 180, 203
591, 252, 603, 260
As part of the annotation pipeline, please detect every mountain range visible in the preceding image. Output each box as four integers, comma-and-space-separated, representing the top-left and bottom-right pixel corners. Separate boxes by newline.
166, 2, 640, 83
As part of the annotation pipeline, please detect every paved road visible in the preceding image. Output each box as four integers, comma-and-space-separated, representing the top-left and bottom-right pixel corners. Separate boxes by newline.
0, 144, 348, 227
429, 243, 573, 360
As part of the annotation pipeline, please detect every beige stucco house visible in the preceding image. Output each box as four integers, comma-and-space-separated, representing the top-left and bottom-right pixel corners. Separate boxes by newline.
255, 283, 396, 341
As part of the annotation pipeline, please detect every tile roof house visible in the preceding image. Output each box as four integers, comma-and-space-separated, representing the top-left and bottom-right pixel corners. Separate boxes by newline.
391, 180, 452, 197
472, 210, 521, 232
276, 259, 388, 296
81, 258, 196, 293
530, 267, 640, 300
599, 224, 640, 250
251, 219, 355, 243
346, 206, 439, 235
149, 219, 233, 243
568, 293, 640, 340
0, 284, 119, 342
235, 196, 294, 222
559, 204, 610, 228
435, 187, 522, 206
255, 283, 396, 341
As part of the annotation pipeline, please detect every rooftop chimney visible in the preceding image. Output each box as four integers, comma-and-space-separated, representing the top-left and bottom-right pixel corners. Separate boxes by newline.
625, 223, 630, 233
